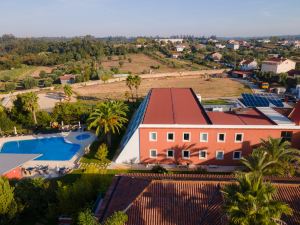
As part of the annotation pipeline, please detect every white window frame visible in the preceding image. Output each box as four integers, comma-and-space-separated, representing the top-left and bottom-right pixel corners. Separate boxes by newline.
200, 133, 208, 142
217, 133, 226, 143
233, 151, 242, 160
166, 149, 175, 158
149, 132, 157, 142
234, 133, 244, 143
167, 132, 175, 142
216, 151, 224, 160
182, 150, 190, 159
182, 132, 191, 142
149, 149, 157, 158
199, 150, 207, 159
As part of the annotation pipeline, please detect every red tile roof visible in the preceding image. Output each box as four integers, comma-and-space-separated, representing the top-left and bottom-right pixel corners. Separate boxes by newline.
59, 74, 76, 80
207, 108, 275, 125
289, 101, 300, 125
97, 174, 300, 225
142, 88, 210, 125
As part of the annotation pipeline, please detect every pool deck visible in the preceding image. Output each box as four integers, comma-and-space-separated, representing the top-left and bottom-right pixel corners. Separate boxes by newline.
0, 131, 97, 170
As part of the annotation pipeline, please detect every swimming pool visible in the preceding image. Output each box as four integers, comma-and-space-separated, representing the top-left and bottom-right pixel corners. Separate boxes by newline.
0, 137, 81, 161
76, 133, 91, 140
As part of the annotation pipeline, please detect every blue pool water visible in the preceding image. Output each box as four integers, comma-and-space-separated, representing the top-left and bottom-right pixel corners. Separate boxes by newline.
76, 133, 91, 140
0, 137, 81, 161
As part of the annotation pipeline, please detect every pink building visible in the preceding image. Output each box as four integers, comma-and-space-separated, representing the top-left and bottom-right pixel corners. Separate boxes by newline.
114, 88, 300, 168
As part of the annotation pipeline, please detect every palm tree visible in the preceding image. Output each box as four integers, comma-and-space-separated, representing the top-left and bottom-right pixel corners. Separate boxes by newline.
63, 84, 73, 101
20, 92, 39, 125
88, 101, 129, 146
126, 75, 135, 101
259, 137, 300, 176
223, 173, 292, 225
240, 148, 277, 176
133, 75, 141, 99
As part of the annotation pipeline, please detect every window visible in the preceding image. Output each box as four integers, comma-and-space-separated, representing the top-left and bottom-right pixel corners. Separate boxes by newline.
235, 133, 243, 143
183, 132, 191, 142
200, 133, 208, 142
167, 132, 175, 142
217, 133, 226, 142
216, 151, 224, 160
281, 131, 293, 142
199, 150, 207, 159
182, 150, 190, 159
150, 149, 157, 158
167, 149, 174, 158
233, 151, 242, 160
149, 132, 157, 141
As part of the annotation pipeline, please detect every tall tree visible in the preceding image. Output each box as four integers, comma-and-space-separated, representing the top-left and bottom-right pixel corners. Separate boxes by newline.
63, 84, 73, 101
133, 75, 141, 99
126, 75, 135, 101
88, 101, 129, 146
18, 92, 39, 124
0, 177, 18, 225
223, 173, 292, 225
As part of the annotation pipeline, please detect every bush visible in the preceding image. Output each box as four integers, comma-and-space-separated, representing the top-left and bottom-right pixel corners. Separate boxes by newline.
43, 78, 53, 87
95, 143, 110, 168
151, 165, 168, 174
104, 211, 128, 225
4, 82, 16, 92
22, 77, 38, 89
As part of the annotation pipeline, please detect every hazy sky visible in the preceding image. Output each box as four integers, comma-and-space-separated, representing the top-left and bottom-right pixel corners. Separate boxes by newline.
1, 0, 300, 37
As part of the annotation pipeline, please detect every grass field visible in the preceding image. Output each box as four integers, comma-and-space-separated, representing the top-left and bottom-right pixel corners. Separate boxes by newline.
0, 66, 53, 81
101, 53, 198, 74
74, 76, 251, 100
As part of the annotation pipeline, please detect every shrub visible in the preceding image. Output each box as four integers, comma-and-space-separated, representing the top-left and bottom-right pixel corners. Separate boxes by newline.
151, 165, 168, 174
22, 77, 38, 89
4, 82, 16, 92
103, 211, 128, 225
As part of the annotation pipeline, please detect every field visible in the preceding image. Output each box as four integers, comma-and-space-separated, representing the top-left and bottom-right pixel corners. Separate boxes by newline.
74, 76, 251, 100
101, 53, 201, 74
0, 66, 53, 81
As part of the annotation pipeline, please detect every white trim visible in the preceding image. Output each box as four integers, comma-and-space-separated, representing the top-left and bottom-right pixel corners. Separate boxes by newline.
200, 133, 208, 142
234, 133, 244, 143
182, 150, 190, 159
233, 151, 242, 160
216, 151, 224, 160
149, 132, 157, 142
166, 149, 175, 158
182, 132, 191, 142
217, 133, 226, 142
167, 132, 175, 142
149, 149, 157, 158
140, 124, 300, 130
199, 150, 207, 159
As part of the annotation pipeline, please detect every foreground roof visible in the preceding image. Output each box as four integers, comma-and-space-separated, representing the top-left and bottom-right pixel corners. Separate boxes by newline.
97, 174, 300, 225
142, 88, 210, 125
0, 154, 41, 175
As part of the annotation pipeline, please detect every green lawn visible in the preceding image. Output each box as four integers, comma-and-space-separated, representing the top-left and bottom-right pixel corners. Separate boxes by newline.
202, 99, 230, 105
0, 66, 37, 81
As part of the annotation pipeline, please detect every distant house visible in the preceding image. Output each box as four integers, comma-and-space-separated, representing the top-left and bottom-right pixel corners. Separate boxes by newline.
239, 59, 258, 71
261, 58, 296, 74
172, 53, 179, 59
226, 40, 240, 50
155, 38, 184, 44
293, 41, 300, 48
207, 52, 222, 62
288, 69, 300, 79
59, 74, 76, 84
215, 43, 226, 49
231, 70, 253, 79
175, 45, 186, 52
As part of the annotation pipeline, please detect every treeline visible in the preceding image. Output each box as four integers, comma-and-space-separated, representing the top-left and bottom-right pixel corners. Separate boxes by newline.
0, 34, 140, 70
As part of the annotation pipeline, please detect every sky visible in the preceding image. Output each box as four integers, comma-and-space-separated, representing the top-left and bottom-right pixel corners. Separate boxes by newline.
0, 0, 300, 37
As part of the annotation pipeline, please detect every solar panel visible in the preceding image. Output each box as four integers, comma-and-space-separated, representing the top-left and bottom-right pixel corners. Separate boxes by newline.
241, 93, 284, 107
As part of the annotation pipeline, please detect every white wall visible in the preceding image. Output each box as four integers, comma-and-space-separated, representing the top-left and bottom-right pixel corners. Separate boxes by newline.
114, 129, 140, 164
262, 60, 296, 74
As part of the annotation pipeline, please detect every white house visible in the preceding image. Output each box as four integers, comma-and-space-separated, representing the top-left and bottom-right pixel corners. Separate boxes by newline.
261, 58, 296, 74
215, 43, 226, 49
227, 40, 240, 50
175, 45, 186, 52
239, 59, 258, 71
